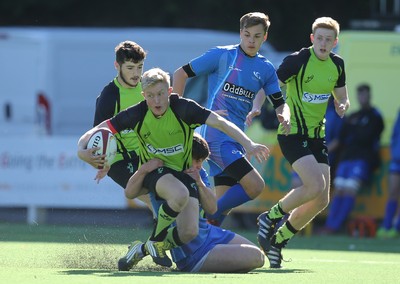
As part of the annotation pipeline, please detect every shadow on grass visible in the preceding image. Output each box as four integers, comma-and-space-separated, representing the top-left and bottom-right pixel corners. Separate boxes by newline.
256, 268, 314, 274
59, 269, 172, 277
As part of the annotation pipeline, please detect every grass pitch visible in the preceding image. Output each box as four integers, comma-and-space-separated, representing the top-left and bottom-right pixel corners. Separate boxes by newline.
1, 222, 399, 284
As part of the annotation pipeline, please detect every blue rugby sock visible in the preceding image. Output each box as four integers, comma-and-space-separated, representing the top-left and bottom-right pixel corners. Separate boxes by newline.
208, 184, 251, 220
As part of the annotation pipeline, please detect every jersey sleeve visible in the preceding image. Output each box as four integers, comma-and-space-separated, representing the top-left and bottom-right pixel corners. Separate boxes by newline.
188, 47, 224, 76
263, 62, 282, 96
277, 49, 308, 84
108, 101, 147, 133
93, 81, 118, 127
331, 54, 346, 88
170, 95, 211, 126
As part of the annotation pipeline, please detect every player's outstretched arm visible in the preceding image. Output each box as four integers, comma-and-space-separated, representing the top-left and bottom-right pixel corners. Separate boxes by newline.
205, 112, 270, 163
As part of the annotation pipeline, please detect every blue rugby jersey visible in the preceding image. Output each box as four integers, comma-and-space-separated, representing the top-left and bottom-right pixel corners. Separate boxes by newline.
188, 44, 281, 143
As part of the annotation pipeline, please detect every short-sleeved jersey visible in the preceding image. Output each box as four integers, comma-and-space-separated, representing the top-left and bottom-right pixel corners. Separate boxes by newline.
277, 47, 346, 138
187, 44, 281, 143
93, 78, 144, 163
108, 95, 211, 171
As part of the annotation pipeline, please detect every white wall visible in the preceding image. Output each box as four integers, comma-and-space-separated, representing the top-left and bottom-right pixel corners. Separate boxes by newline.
0, 136, 131, 223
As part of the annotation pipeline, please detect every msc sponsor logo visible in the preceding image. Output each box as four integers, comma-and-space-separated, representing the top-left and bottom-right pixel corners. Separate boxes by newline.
302, 92, 330, 104
223, 82, 255, 99
146, 143, 184, 156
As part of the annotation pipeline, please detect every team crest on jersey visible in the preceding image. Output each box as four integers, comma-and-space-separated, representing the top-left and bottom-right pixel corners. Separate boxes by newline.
143, 131, 151, 139
253, 71, 261, 80
302, 92, 330, 104
304, 75, 314, 83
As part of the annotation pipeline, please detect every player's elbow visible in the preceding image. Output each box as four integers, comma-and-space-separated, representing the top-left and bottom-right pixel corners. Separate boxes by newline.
124, 186, 136, 199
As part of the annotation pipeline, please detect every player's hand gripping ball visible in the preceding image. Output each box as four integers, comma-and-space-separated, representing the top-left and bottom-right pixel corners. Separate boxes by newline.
87, 128, 117, 169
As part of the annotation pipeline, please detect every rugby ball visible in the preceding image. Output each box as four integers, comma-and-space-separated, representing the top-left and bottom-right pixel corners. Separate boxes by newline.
87, 128, 117, 169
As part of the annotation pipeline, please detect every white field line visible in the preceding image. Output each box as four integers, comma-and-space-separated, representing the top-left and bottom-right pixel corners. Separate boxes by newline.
299, 258, 400, 265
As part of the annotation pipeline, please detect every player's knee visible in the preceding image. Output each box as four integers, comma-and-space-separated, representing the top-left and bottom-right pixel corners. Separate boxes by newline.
242, 175, 265, 198
168, 188, 189, 212
179, 225, 198, 243
246, 248, 265, 270
304, 175, 326, 199
317, 192, 330, 211
254, 250, 265, 268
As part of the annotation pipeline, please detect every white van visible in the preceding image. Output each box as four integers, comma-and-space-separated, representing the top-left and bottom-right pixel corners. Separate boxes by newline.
0, 27, 287, 136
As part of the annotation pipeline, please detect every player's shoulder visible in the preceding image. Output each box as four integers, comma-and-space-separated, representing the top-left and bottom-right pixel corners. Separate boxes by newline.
96, 79, 118, 107
256, 53, 276, 69
215, 44, 238, 51
101, 79, 118, 93
288, 47, 311, 60
329, 51, 345, 65
170, 94, 198, 106
206, 44, 239, 56
278, 48, 311, 75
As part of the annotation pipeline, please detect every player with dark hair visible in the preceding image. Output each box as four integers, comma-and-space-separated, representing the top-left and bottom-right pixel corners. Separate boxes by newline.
173, 12, 290, 226
77, 68, 269, 267
77, 40, 152, 206
119, 132, 265, 272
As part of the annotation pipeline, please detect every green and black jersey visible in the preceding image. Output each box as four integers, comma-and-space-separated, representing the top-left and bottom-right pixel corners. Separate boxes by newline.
108, 94, 211, 171
277, 47, 346, 138
93, 78, 144, 164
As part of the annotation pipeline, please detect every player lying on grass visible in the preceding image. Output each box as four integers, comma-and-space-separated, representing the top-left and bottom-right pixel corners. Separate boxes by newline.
118, 133, 265, 272
77, 68, 269, 268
